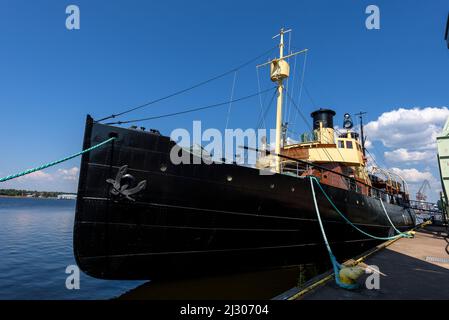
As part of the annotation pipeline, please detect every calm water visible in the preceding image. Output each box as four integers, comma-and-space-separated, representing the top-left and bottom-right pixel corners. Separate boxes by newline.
0, 197, 144, 300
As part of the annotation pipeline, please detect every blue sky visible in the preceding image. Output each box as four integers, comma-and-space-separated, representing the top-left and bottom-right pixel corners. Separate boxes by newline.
0, 0, 448, 200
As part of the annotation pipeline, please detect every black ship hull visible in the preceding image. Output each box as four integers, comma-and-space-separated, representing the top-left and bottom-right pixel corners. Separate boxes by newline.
74, 116, 416, 280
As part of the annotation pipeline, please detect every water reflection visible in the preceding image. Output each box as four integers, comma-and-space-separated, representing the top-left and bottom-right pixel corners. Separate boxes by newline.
0, 197, 333, 300
0, 198, 144, 300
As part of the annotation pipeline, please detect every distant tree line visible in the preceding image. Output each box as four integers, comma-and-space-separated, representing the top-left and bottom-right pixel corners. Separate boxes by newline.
0, 189, 76, 198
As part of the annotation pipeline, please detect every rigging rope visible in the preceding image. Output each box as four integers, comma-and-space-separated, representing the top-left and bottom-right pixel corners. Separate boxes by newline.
256, 67, 267, 129
225, 71, 238, 130
284, 89, 312, 132
95, 46, 277, 123
247, 88, 278, 150
104, 87, 276, 125
284, 89, 337, 163
365, 147, 387, 172
283, 31, 292, 125
256, 88, 277, 130
292, 51, 308, 131
0, 138, 116, 183
303, 83, 317, 109
286, 53, 298, 126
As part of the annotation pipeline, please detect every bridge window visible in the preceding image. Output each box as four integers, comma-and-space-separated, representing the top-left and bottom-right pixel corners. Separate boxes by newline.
346, 141, 353, 149
338, 140, 345, 148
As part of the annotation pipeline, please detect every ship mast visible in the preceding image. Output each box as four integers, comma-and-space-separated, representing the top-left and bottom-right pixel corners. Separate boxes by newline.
257, 28, 308, 173
274, 28, 288, 173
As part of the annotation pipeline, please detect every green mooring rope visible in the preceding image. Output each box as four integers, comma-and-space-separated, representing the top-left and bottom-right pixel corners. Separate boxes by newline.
378, 196, 413, 238
309, 177, 358, 289
0, 137, 116, 183
309, 176, 413, 290
310, 176, 410, 241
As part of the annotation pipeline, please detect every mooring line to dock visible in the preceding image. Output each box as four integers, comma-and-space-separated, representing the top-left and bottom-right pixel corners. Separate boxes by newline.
378, 197, 413, 238
283, 220, 430, 300
308, 176, 415, 290
309, 177, 358, 290
310, 176, 410, 241
0, 137, 116, 183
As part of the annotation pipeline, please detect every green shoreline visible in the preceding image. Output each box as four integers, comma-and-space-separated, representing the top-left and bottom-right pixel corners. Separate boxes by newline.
0, 189, 76, 199
0, 195, 62, 199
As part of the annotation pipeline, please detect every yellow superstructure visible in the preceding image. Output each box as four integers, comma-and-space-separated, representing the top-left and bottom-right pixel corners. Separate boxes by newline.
279, 109, 371, 184
283, 130, 365, 166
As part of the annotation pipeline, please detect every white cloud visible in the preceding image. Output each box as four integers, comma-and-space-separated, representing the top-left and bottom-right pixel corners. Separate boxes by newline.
57, 167, 79, 181
286, 137, 299, 145
364, 107, 448, 198
14, 167, 79, 182
389, 167, 434, 183
365, 150, 377, 171
384, 148, 433, 163
388, 167, 441, 200
364, 139, 373, 149
364, 107, 449, 151
16, 170, 53, 181
1, 166, 79, 192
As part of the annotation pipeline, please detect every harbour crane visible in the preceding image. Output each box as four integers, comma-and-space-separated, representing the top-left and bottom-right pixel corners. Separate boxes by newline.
416, 180, 431, 202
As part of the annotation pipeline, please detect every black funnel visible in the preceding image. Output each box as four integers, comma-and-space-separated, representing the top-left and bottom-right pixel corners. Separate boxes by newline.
311, 108, 336, 130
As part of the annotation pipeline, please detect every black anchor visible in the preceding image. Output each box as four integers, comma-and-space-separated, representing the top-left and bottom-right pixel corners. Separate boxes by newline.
106, 165, 146, 201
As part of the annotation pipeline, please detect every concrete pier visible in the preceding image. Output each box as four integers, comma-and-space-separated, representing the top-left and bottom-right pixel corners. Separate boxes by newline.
294, 225, 449, 300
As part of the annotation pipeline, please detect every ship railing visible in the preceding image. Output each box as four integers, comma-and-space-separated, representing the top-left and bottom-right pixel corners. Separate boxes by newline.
280, 159, 412, 208
257, 147, 415, 211
280, 160, 310, 177
332, 172, 412, 207
410, 202, 447, 225
406, 200, 444, 214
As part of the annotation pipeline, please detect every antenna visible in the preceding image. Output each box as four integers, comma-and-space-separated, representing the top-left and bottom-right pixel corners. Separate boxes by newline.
355, 111, 367, 157
445, 12, 449, 49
